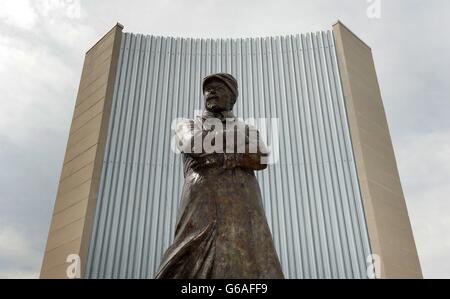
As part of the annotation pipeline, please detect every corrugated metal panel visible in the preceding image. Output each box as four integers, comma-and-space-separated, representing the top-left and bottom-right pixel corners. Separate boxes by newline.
86, 30, 372, 278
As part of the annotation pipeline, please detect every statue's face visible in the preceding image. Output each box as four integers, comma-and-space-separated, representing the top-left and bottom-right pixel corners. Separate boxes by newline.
203, 80, 234, 113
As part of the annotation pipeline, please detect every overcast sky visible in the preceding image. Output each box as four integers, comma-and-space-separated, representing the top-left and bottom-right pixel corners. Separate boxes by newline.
0, 0, 449, 278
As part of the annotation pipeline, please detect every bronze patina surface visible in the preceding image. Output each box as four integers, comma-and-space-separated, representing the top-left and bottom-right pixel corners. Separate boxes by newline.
155, 73, 284, 279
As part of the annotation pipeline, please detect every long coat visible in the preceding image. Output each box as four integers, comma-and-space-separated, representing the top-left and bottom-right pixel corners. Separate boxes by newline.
155, 111, 284, 279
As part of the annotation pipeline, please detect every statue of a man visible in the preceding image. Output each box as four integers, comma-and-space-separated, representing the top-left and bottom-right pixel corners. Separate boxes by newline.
155, 73, 284, 279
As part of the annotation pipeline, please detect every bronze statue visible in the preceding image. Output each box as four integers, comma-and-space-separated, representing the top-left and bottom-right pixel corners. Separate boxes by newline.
155, 73, 284, 279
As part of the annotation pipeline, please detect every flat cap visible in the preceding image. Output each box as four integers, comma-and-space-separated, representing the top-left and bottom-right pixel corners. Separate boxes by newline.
202, 73, 238, 100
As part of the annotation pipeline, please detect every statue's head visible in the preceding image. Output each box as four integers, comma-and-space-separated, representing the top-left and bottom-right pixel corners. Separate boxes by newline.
202, 73, 238, 113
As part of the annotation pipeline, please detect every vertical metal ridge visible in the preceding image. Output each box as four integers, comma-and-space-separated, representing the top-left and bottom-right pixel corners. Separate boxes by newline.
86, 31, 372, 279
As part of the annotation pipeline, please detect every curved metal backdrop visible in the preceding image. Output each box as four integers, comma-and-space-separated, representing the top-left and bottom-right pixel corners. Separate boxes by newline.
86, 30, 372, 278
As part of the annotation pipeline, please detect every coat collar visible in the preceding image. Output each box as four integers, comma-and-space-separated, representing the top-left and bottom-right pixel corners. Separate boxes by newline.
201, 110, 236, 123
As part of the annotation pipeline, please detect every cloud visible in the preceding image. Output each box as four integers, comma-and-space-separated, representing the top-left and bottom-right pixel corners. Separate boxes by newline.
396, 130, 450, 278
0, 271, 39, 279
0, 225, 42, 278
0, 36, 73, 142
0, 0, 38, 30
0, 0, 94, 279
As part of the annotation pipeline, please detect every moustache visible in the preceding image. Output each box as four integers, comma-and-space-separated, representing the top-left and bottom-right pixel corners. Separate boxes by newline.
206, 95, 219, 101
